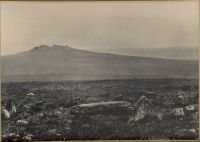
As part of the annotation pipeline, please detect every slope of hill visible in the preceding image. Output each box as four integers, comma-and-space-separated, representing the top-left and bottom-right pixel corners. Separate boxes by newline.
1, 45, 198, 82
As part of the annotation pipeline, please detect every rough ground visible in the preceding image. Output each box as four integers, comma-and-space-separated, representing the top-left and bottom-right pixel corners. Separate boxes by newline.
1, 78, 199, 141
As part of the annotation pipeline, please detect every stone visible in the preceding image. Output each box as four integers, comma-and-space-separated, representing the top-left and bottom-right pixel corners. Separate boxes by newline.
26, 93, 34, 96
48, 129, 57, 134
186, 105, 195, 111
17, 120, 29, 125
188, 129, 196, 133
2, 108, 10, 119
71, 101, 131, 115
172, 108, 184, 116
177, 95, 184, 99
128, 96, 153, 124
23, 136, 32, 141
26, 134, 33, 137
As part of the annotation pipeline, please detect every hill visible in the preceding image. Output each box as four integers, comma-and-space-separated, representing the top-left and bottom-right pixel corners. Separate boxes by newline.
1, 45, 198, 82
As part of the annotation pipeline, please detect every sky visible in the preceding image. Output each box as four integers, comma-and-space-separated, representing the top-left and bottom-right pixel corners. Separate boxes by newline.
1, 1, 199, 59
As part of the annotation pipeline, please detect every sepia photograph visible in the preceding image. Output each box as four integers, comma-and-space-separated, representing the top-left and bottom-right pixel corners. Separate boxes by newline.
1, 1, 199, 141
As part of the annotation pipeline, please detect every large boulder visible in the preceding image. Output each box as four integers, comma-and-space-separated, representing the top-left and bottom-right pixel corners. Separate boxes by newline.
128, 96, 153, 124
128, 95, 167, 124
71, 101, 132, 116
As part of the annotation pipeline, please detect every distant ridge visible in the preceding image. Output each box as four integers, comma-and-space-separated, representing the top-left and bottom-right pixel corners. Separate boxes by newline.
100, 46, 198, 60
1, 45, 198, 82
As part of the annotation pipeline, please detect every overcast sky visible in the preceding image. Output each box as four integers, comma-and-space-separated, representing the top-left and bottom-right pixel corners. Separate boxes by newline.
1, 1, 199, 59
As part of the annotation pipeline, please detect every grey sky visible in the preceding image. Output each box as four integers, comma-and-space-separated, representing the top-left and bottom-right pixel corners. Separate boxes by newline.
1, 1, 199, 59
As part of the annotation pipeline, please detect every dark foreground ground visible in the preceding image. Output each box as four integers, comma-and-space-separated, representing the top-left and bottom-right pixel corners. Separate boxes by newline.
1, 78, 199, 141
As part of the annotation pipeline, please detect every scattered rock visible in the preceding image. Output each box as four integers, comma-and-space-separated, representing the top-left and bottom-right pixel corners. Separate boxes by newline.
23, 135, 32, 141
2, 108, 10, 119
2, 133, 20, 142
13, 138, 18, 142
186, 105, 195, 111
26, 134, 33, 137
48, 129, 57, 134
8, 133, 16, 137
26, 93, 34, 96
188, 128, 196, 133
177, 95, 184, 99
172, 108, 184, 116
55, 110, 62, 115
22, 134, 33, 141
17, 120, 29, 125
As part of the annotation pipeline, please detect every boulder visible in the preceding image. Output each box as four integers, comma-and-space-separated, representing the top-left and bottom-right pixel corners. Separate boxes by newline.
172, 108, 184, 116
128, 96, 153, 124
186, 105, 195, 111
17, 120, 28, 126
71, 101, 131, 115
2, 108, 10, 119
